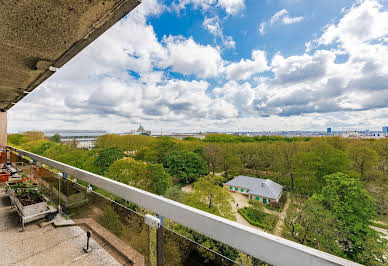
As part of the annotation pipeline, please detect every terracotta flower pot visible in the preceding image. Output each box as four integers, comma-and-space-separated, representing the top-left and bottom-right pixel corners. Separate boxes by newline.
0, 172, 9, 183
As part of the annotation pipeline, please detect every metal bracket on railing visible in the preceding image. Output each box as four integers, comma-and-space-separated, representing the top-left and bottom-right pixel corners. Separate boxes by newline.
48, 65, 59, 72
156, 214, 164, 226
86, 184, 93, 193
62, 172, 68, 179
145, 214, 160, 229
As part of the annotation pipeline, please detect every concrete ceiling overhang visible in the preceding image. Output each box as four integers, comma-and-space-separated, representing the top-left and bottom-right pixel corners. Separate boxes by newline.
0, 0, 141, 111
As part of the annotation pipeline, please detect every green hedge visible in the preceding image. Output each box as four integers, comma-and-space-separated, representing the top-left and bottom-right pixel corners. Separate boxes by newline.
238, 207, 278, 232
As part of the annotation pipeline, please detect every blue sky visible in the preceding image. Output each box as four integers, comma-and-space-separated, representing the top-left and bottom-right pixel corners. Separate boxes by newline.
150, 0, 354, 59
8, 0, 388, 133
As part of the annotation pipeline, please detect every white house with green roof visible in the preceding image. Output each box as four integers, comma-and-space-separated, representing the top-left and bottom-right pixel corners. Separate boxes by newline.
225, 175, 283, 204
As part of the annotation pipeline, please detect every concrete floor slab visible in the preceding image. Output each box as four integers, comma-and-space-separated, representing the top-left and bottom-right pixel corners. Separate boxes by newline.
0, 185, 121, 266
12, 232, 118, 266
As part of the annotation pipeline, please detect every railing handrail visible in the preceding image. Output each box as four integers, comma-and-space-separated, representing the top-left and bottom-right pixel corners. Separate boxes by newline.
8, 146, 360, 266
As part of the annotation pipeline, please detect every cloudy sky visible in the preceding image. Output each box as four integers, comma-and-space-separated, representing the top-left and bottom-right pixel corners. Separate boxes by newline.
8, 0, 388, 133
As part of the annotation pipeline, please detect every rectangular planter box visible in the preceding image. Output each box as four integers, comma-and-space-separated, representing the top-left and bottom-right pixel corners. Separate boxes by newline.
8, 189, 48, 217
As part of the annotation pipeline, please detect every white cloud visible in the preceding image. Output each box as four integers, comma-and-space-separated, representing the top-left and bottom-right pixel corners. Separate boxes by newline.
317, 0, 388, 47
213, 81, 255, 115
209, 99, 239, 119
162, 36, 223, 78
270, 9, 289, 24
259, 22, 266, 35
202, 16, 236, 49
259, 9, 304, 35
173, 0, 245, 15
7, 0, 388, 133
203, 16, 222, 36
282, 15, 304, 24
224, 50, 269, 80
217, 0, 245, 15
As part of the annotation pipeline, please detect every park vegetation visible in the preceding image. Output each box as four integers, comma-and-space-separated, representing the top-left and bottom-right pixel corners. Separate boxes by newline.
7, 131, 388, 265
238, 206, 278, 232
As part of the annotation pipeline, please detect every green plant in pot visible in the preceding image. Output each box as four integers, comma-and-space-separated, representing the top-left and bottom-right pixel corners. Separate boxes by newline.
7, 181, 46, 206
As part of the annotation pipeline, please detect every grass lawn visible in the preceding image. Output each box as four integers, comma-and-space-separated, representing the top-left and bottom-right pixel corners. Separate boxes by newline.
238, 207, 278, 232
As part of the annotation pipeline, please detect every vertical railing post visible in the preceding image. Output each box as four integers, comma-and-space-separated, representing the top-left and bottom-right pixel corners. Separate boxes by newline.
145, 214, 161, 266
156, 214, 164, 266
0, 110, 7, 149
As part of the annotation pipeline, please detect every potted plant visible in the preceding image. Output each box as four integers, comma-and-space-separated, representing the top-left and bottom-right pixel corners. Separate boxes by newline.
6, 181, 48, 217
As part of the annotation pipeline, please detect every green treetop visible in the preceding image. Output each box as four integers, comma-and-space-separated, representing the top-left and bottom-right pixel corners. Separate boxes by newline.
287, 172, 387, 265
184, 175, 235, 220
93, 147, 126, 175
166, 150, 208, 184
50, 133, 61, 143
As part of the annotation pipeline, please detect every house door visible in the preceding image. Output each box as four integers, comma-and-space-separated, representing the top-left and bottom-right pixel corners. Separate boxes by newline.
263, 198, 267, 204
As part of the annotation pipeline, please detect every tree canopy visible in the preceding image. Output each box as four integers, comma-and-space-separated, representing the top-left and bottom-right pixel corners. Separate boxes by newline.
105, 158, 172, 195
166, 150, 208, 183
50, 134, 61, 143
294, 143, 348, 193
287, 173, 387, 265
93, 147, 126, 175
347, 144, 379, 180
184, 175, 235, 220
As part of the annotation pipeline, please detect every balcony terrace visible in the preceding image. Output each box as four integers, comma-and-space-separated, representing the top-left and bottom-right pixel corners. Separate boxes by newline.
0, 186, 122, 265
0, 147, 359, 266
0, 1, 369, 265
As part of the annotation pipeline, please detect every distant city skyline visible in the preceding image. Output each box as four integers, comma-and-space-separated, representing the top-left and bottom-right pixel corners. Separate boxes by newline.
7, 0, 388, 133
9, 126, 388, 135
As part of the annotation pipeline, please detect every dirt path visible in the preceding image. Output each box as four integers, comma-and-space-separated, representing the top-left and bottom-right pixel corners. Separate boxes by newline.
181, 183, 193, 193
230, 192, 267, 231
273, 192, 291, 236
371, 226, 388, 240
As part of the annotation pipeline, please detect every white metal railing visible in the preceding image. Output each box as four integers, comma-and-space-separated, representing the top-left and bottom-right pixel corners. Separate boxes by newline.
8, 146, 359, 266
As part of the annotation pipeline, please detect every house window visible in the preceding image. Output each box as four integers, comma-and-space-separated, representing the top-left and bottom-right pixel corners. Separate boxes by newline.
235, 187, 238, 191
229, 186, 233, 190
247, 190, 250, 193
263, 198, 267, 204
241, 188, 244, 192
250, 195, 252, 200
268, 199, 271, 203
255, 196, 259, 200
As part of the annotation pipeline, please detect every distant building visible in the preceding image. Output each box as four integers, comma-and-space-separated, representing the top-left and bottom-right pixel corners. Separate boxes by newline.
225, 175, 283, 204
152, 133, 206, 140
45, 130, 107, 149
372, 132, 384, 139
327, 128, 332, 134
383, 126, 388, 134
124, 125, 151, 136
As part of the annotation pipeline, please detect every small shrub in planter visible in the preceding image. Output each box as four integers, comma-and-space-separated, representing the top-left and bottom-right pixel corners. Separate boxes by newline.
6, 181, 48, 217
7, 181, 45, 204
